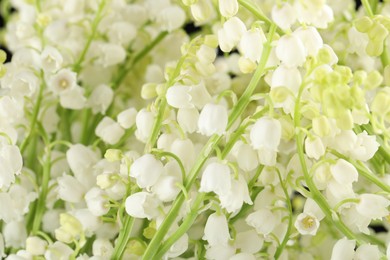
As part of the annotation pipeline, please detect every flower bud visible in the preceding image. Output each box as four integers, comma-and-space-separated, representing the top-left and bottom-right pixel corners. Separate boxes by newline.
26, 236, 47, 256
130, 154, 165, 188
95, 117, 125, 145
203, 213, 231, 246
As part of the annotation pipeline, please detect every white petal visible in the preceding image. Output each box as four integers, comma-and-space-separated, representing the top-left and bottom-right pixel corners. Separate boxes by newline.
330, 159, 358, 184
276, 34, 306, 67
330, 237, 355, 260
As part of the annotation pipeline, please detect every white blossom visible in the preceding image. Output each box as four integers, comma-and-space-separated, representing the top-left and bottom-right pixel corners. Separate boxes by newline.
199, 162, 231, 196
271, 2, 296, 30
203, 213, 231, 246
276, 34, 306, 67
130, 154, 165, 188
95, 117, 125, 145
125, 192, 159, 220
198, 104, 228, 136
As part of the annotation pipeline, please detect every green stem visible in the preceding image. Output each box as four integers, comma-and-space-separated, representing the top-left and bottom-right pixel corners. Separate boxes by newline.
73, 0, 106, 73
144, 56, 186, 153
31, 147, 52, 234
238, 0, 284, 34
111, 31, 168, 90
362, 0, 374, 17
226, 24, 276, 130
274, 170, 293, 260
111, 215, 135, 260
153, 194, 205, 260
20, 78, 45, 154
80, 109, 92, 145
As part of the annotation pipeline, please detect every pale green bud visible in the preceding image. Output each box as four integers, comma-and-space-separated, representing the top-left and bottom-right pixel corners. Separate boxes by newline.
182, 0, 198, 6
104, 149, 122, 162
126, 240, 145, 256
0, 65, 6, 78
238, 56, 256, 74
354, 17, 373, 33
312, 115, 330, 137
96, 173, 115, 189
350, 86, 365, 109
301, 102, 320, 120
366, 40, 384, 57
59, 213, 83, 237
363, 70, 383, 90
334, 66, 352, 84
368, 23, 388, 42
371, 88, 390, 115
336, 110, 353, 130
204, 35, 218, 48
0, 50, 6, 64
317, 48, 332, 64
141, 83, 158, 100
353, 70, 367, 86
384, 66, 390, 86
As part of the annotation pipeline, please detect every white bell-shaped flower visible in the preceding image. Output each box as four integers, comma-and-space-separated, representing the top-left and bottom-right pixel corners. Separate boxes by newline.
271, 2, 296, 30
41, 46, 63, 73
303, 198, 325, 220
330, 159, 358, 185
206, 244, 236, 260
3, 221, 26, 248
66, 144, 100, 185
87, 84, 114, 114
218, 0, 238, 18
236, 143, 259, 171
199, 162, 231, 196
44, 242, 73, 260
188, 82, 212, 109
156, 5, 186, 32
330, 237, 355, 260
171, 138, 196, 170
152, 175, 180, 202
96, 43, 126, 67
305, 136, 326, 160
198, 103, 228, 136
57, 174, 86, 203
348, 131, 379, 162
92, 238, 114, 258
246, 209, 278, 235
166, 85, 193, 109
326, 180, 356, 207
135, 109, 154, 142
26, 236, 47, 256
107, 22, 136, 46
125, 192, 159, 220
235, 230, 264, 254
0, 145, 23, 189
276, 34, 306, 67
95, 117, 125, 145
294, 212, 320, 236
85, 188, 109, 216
177, 108, 199, 133
164, 233, 189, 259
239, 28, 266, 63
117, 108, 137, 129
197, 45, 217, 64
59, 86, 86, 110
130, 154, 165, 188
294, 26, 323, 57
219, 175, 252, 213
355, 244, 381, 260
190, 0, 216, 24
49, 69, 77, 94
203, 213, 231, 246
250, 117, 281, 151
10, 70, 39, 97
218, 17, 246, 52
271, 64, 302, 93
356, 194, 390, 220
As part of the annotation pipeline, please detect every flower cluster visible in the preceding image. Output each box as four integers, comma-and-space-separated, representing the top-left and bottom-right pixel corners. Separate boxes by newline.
0, 0, 389, 259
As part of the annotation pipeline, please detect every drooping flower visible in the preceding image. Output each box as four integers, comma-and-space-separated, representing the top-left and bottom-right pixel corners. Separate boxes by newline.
203, 213, 231, 246
198, 104, 228, 136
130, 154, 165, 188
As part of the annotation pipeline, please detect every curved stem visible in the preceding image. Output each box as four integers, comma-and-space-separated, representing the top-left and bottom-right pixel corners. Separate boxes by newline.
111, 215, 135, 260
111, 31, 168, 90
73, 0, 106, 73
31, 147, 52, 234
362, 0, 374, 17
